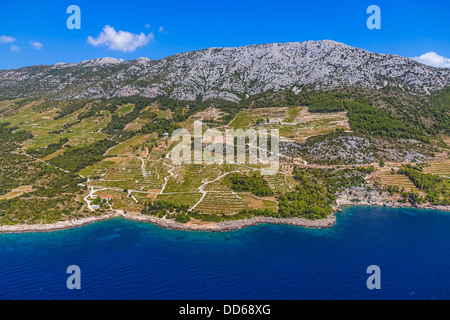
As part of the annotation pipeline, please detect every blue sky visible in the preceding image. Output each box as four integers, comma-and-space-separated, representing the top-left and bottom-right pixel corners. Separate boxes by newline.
0, 0, 449, 69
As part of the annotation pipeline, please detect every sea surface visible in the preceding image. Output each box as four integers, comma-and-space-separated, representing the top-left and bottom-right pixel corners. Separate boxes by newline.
0, 206, 449, 300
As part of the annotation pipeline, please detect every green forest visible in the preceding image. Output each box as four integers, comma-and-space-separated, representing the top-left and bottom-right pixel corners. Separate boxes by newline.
49, 139, 116, 172
225, 173, 274, 197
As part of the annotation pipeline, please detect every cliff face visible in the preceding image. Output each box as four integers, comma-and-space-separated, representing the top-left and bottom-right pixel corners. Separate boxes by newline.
0, 40, 449, 101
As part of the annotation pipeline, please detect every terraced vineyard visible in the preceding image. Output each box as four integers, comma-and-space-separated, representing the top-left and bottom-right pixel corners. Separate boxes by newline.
83, 157, 168, 191
3, 102, 109, 149
372, 170, 419, 192
423, 160, 450, 177
195, 192, 250, 214
265, 173, 294, 194
0, 94, 448, 225
228, 107, 350, 142
105, 134, 155, 156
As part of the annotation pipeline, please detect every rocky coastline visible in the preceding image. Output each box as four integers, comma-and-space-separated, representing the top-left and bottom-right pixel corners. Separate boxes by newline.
0, 214, 120, 234
1, 197, 449, 234
336, 188, 450, 212
0, 211, 336, 234
123, 212, 337, 232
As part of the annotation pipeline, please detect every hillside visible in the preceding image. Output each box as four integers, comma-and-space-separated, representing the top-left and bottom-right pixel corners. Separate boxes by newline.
0, 41, 449, 228
0, 40, 449, 101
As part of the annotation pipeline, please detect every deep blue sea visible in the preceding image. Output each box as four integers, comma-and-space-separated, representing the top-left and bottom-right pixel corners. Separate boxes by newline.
0, 206, 449, 300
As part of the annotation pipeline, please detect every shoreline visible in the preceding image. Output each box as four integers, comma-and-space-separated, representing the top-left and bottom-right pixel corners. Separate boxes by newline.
0, 214, 119, 234
123, 212, 337, 232
0, 211, 336, 234
1, 201, 449, 234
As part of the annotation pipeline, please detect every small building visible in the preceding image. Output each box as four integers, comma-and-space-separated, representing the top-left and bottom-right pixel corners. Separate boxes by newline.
101, 196, 113, 201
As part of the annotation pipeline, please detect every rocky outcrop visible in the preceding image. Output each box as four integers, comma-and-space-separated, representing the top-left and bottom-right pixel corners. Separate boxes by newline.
1, 201, 448, 234
1, 41, 449, 100
0, 213, 120, 234
124, 213, 337, 232
336, 188, 450, 212
0, 211, 336, 234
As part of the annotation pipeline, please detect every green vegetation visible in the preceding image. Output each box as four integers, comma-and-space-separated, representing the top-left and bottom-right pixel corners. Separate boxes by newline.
0, 122, 86, 224
189, 209, 274, 223
140, 118, 180, 137
92, 196, 113, 209
0, 123, 34, 195
0, 197, 83, 225
27, 138, 69, 158
142, 200, 190, 216
284, 107, 302, 123
277, 169, 336, 220
1, 87, 449, 227
102, 101, 146, 137
114, 104, 135, 117
77, 100, 117, 120
271, 167, 374, 220
293, 167, 374, 194
293, 88, 448, 146
229, 111, 251, 129
49, 139, 116, 172
142, 200, 191, 222
429, 86, 450, 134
225, 173, 274, 197
0, 122, 33, 153
185, 166, 365, 223
399, 165, 446, 192
304, 92, 346, 113
398, 165, 449, 205
175, 213, 191, 223
55, 100, 88, 119
345, 100, 431, 142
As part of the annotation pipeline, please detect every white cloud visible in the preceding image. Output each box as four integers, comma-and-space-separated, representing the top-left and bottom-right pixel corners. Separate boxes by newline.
30, 41, 43, 50
87, 25, 154, 53
412, 52, 450, 68
0, 35, 16, 44
10, 45, 20, 53
159, 26, 164, 32
145, 24, 151, 29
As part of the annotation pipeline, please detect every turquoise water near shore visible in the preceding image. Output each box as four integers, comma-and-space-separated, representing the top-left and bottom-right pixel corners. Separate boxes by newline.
0, 206, 449, 300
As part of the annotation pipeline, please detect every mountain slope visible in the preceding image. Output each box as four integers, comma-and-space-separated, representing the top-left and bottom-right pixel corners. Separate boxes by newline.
0, 40, 449, 101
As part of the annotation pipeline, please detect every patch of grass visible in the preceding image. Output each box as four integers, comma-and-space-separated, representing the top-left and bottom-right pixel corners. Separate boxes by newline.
114, 104, 135, 117
229, 111, 251, 130
284, 107, 302, 123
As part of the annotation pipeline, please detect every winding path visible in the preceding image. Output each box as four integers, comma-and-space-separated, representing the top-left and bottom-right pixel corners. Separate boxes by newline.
160, 163, 176, 195
21, 153, 70, 174
138, 157, 148, 178
190, 169, 249, 212
83, 187, 109, 212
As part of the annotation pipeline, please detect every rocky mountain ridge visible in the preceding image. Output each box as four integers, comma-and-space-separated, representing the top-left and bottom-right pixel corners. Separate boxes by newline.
1, 40, 449, 101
